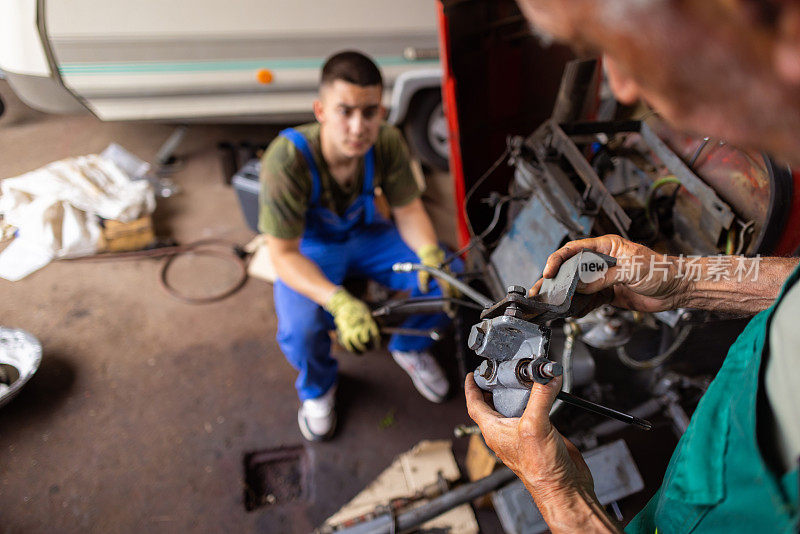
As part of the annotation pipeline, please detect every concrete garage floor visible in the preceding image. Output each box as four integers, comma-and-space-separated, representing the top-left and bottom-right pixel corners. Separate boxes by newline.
0, 81, 492, 533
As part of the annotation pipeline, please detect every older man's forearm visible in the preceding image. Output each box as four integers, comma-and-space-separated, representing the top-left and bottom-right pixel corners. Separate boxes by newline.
680, 256, 798, 314
530, 484, 621, 533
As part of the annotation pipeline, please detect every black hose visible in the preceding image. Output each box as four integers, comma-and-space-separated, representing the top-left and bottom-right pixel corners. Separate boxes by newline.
159, 246, 248, 304
62, 238, 248, 304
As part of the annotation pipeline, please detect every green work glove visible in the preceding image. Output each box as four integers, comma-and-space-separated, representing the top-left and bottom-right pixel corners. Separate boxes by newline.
325, 288, 380, 353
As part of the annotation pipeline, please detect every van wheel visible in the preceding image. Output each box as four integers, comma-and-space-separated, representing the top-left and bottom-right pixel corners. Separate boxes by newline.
404, 90, 449, 171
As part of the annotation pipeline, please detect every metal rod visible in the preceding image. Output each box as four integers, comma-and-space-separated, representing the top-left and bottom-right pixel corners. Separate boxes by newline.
372, 298, 448, 317
380, 327, 441, 341
329, 467, 517, 534
556, 391, 653, 431
392, 262, 494, 307
372, 297, 482, 318
574, 398, 664, 443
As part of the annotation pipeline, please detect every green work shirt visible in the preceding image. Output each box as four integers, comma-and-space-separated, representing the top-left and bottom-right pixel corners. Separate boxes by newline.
258, 122, 421, 239
626, 267, 800, 533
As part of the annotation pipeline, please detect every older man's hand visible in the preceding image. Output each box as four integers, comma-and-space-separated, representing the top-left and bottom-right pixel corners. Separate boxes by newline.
465, 373, 620, 533
530, 234, 692, 313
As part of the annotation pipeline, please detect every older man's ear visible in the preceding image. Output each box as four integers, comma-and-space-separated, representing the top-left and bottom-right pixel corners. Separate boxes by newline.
602, 56, 640, 105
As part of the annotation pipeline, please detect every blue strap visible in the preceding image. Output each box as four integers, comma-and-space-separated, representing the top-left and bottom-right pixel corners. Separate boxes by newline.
362, 147, 376, 225
279, 128, 321, 205
362, 147, 375, 195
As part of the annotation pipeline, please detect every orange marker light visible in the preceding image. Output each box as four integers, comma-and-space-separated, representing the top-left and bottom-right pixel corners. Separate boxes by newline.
256, 69, 274, 84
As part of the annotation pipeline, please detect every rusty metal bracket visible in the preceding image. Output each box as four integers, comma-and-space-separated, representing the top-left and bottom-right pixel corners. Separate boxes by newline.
529, 120, 632, 237
559, 120, 736, 246
638, 122, 735, 241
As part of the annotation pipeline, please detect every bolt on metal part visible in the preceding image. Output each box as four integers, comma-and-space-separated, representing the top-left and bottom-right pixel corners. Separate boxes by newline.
516, 358, 534, 383
517, 358, 563, 384
467, 325, 486, 350
481, 358, 497, 380
506, 285, 527, 296
539, 361, 563, 379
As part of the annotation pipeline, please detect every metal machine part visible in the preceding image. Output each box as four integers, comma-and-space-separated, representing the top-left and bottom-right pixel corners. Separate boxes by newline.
556, 391, 652, 430
532, 120, 633, 237
651, 126, 793, 255
573, 306, 635, 350
454, 330, 593, 432
479, 250, 616, 323
0, 327, 42, 409
469, 313, 550, 417
554, 329, 595, 387
569, 371, 708, 449
490, 116, 758, 290
491, 440, 644, 534
469, 251, 611, 418
559, 120, 737, 252
392, 261, 494, 308
637, 122, 735, 240
490, 135, 596, 289
651, 372, 700, 436
468, 251, 652, 429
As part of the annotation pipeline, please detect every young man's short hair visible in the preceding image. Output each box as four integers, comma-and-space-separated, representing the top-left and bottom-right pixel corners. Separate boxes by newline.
320, 51, 383, 88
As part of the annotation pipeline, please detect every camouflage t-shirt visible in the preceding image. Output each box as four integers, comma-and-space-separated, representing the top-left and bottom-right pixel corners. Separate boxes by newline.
258, 122, 421, 239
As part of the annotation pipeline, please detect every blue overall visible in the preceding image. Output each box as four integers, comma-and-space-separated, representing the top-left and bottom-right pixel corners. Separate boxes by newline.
273, 128, 458, 401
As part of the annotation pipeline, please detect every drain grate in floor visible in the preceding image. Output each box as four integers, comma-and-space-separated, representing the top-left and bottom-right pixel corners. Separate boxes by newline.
243, 445, 308, 511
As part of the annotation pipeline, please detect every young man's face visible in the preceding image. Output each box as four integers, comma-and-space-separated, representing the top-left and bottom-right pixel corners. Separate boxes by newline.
314, 80, 385, 160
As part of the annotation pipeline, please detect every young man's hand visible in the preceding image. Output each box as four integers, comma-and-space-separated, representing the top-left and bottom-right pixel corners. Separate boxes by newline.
416, 244, 460, 300
465, 373, 619, 533
530, 235, 691, 313
324, 288, 380, 353
416, 244, 445, 293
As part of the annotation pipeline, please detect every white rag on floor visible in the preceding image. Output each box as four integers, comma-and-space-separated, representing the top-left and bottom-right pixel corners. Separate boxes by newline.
0, 154, 155, 281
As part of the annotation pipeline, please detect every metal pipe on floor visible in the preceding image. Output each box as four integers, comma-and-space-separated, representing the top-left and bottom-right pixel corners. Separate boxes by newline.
331, 467, 517, 534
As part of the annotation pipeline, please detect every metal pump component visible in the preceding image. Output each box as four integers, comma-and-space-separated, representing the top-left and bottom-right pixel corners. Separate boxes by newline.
468, 251, 653, 430
469, 312, 554, 417
469, 250, 612, 417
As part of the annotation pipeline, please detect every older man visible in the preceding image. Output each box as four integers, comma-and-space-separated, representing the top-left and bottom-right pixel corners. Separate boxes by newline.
466, 1, 800, 532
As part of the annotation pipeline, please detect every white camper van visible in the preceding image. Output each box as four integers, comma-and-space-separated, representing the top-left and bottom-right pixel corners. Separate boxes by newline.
0, 0, 449, 168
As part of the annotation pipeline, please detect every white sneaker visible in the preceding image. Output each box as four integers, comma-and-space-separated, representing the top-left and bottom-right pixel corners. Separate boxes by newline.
297, 384, 337, 441
391, 350, 449, 403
